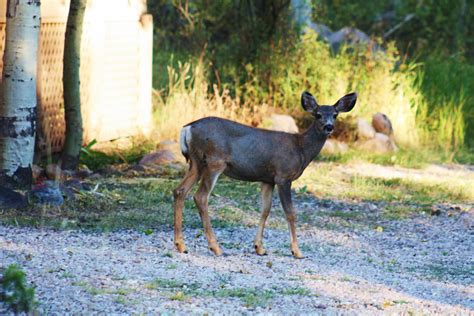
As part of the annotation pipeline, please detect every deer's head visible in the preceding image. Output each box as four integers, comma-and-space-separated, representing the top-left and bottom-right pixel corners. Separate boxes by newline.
301, 91, 357, 136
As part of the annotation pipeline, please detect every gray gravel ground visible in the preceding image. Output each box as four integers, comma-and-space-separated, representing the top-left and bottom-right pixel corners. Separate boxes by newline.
1, 206, 473, 314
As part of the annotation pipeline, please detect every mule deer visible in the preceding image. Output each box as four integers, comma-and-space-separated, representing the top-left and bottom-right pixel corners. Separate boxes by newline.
173, 91, 357, 258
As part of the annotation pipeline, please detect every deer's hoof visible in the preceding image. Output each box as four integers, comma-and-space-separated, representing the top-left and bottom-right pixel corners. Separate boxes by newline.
175, 241, 187, 253
291, 249, 304, 259
210, 245, 223, 256
254, 244, 267, 256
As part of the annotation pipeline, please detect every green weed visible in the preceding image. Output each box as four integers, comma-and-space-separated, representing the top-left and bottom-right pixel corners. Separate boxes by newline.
0, 265, 37, 313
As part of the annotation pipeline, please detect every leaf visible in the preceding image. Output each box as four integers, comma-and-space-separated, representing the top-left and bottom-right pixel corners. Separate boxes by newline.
144, 229, 153, 235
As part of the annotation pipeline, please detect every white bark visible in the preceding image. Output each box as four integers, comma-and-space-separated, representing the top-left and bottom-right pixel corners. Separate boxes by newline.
0, 0, 41, 187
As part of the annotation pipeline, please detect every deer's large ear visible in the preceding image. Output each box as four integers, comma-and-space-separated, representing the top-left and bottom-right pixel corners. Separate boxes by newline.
334, 92, 357, 112
301, 92, 318, 112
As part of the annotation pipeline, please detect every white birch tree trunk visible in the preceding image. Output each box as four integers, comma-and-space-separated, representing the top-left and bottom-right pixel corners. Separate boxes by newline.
0, 0, 41, 189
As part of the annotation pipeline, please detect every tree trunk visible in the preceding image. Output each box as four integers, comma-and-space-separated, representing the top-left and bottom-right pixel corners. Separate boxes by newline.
0, 0, 41, 189
61, 0, 87, 170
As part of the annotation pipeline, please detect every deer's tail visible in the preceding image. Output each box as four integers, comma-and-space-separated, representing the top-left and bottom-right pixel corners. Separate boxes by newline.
179, 125, 192, 163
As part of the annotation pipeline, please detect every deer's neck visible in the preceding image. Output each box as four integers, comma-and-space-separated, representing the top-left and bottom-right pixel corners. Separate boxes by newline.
300, 123, 327, 166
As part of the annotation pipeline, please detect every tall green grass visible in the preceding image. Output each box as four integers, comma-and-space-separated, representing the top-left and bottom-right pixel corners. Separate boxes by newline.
417, 55, 474, 149
152, 31, 471, 160
241, 32, 425, 147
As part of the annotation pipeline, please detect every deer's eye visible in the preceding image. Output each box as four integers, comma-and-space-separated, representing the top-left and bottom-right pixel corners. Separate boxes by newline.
315, 113, 322, 119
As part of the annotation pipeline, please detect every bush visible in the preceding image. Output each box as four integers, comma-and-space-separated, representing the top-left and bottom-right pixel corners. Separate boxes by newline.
237, 30, 468, 151
0, 264, 37, 313
152, 30, 468, 156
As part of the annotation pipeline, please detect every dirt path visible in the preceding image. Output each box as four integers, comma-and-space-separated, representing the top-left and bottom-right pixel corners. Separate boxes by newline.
1, 205, 473, 314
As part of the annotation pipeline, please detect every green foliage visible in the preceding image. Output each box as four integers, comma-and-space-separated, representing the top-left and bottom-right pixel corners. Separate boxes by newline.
79, 139, 155, 170
149, 0, 472, 156
2, 161, 472, 232
312, 0, 473, 58
149, 0, 298, 90
418, 55, 474, 148
313, 0, 390, 32
0, 264, 37, 313
240, 30, 448, 148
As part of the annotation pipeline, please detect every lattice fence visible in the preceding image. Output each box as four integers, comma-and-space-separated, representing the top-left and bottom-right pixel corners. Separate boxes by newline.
37, 22, 67, 153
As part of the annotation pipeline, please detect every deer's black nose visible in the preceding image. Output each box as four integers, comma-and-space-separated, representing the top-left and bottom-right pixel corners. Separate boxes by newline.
324, 124, 334, 132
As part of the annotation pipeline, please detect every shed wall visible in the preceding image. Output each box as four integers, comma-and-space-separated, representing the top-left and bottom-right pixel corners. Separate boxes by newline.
0, 0, 152, 153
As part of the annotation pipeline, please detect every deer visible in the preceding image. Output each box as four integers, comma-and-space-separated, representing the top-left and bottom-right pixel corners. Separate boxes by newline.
173, 91, 357, 258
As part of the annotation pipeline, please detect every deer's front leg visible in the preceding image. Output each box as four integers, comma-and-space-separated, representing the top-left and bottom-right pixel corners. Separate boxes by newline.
254, 183, 274, 255
277, 182, 304, 259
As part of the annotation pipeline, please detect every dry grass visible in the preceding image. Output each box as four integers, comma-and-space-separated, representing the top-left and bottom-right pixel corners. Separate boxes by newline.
152, 61, 269, 141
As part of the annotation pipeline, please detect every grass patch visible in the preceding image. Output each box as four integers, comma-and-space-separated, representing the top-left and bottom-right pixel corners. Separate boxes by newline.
298, 163, 473, 205
422, 264, 474, 282
0, 175, 266, 232
1, 162, 471, 233
72, 281, 133, 296
144, 277, 312, 307
144, 278, 201, 291
320, 147, 474, 168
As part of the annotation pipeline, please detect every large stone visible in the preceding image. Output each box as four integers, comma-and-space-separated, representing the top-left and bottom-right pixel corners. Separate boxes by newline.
157, 140, 186, 163
321, 139, 349, 155
308, 22, 333, 41
357, 118, 376, 140
46, 164, 62, 180
139, 150, 177, 167
269, 114, 299, 134
75, 165, 93, 179
28, 181, 64, 206
32, 164, 45, 183
372, 112, 393, 136
328, 27, 384, 53
356, 132, 397, 153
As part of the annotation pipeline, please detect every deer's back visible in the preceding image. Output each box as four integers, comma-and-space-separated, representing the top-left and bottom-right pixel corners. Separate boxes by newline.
182, 117, 304, 183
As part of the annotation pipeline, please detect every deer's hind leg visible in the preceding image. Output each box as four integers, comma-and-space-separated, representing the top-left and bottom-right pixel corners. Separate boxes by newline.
193, 161, 226, 256
173, 159, 200, 253
254, 183, 274, 255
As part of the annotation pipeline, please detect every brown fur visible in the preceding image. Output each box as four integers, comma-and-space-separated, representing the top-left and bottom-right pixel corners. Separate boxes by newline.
173, 92, 357, 258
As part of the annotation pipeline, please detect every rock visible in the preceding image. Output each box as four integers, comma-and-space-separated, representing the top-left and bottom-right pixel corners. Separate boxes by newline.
356, 132, 397, 153
0, 186, 27, 209
357, 119, 376, 140
269, 114, 299, 134
156, 140, 186, 163
156, 139, 178, 151
28, 181, 64, 206
46, 164, 62, 180
308, 22, 333, 41
372, 112, 393, 137
62, 169, 75, 178
32, 165, 45, 183
139, 150, 176, 166
62, 178, 84, 191
321, 139, 349, 155
60, 179, 82, 200
328, 27, 383, 53
75, 165, 93, 178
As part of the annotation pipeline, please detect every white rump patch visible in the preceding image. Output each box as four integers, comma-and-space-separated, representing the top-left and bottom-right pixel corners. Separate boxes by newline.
179, 125, 192, 155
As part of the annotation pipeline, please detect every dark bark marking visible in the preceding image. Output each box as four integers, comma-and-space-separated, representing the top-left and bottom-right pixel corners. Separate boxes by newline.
0, 108, 36, 137
7, 0, 19, 18
0, 166, 32, 190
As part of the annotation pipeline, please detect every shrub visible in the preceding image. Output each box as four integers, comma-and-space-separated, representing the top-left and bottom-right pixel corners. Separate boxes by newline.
0, 264, 37, 313
152, 30, 468, 156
